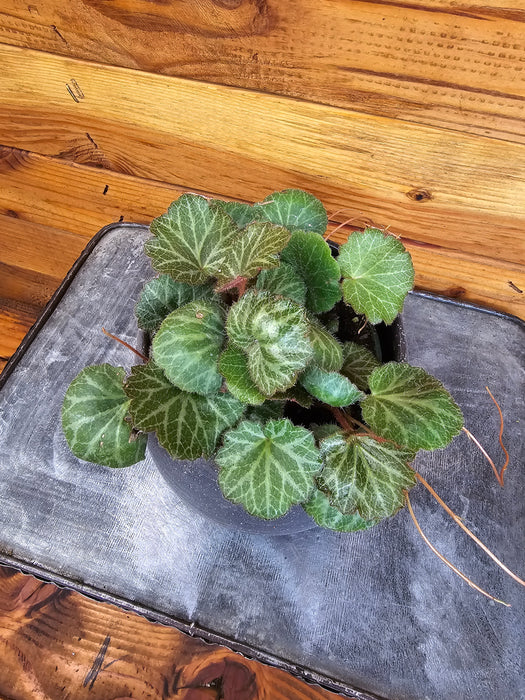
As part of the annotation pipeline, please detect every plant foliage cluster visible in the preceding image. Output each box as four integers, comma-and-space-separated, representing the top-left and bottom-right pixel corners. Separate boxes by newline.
62, 190, 464, 531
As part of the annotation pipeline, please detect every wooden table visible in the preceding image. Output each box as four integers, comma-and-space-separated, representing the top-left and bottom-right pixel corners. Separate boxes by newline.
0, 1, 524, 697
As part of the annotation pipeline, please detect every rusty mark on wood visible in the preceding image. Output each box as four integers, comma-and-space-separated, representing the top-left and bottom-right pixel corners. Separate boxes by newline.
51, 25, 67, 44
66, 79, 84, 102
83, 634, 111, 690
406, 188, 432, 202
508, 281, 523, 293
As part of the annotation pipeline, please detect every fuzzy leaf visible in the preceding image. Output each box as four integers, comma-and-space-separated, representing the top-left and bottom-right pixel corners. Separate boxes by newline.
339, 229, 414, 324
340, 341, 381, 391
273, 384, 314, 408
256, 262, 307, 305
145, 194, 240, 284
303, 488, 377, 532
135, 275, 213, 333
216, 419, 322, 519
361, 363, 464, 450
62, 364, 146, 468
300, 366, 363, 407
214, 200, 256, 228
255, 189, 328, 235
218, 346, 266, 405
307, 315, 343, 371
152, 300, 225, 395
281, 230, 342, 313
226, 291, 313, 395
216, 221, 290, 284
318, 434, 416, 521
125, 363, 244, 460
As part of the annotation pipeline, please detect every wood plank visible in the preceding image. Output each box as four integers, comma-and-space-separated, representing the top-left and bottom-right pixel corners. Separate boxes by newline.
0, 1, 524, 142
0, 299, 37, 362
0, 149, 523, 324
1, 46, 524, 267
0, 566, 342, 700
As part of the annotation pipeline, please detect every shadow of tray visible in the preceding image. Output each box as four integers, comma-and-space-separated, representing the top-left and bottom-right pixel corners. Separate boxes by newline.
0, 223, 523, 700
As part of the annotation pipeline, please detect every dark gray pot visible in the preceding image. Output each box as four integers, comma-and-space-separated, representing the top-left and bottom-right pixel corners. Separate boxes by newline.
148, 433, 317, 534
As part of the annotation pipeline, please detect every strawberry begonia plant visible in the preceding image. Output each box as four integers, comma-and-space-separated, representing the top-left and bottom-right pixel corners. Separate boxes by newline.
62, 189, 465, 532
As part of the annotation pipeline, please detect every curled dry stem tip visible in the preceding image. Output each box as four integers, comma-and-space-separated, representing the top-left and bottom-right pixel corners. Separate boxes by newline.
102, 328, 148, 363
404, 491, 510, 607
414, 473, 525, 588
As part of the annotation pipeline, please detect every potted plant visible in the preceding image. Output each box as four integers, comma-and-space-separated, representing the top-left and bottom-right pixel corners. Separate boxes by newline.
61, 189, 521, 601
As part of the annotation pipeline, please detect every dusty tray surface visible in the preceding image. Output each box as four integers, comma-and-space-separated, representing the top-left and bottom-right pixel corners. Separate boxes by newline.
0, 224, 523, 700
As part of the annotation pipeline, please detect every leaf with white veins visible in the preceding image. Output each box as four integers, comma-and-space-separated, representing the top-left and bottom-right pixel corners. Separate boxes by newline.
145, 194, 240, 284
135, 275, 213, 332
339, 229, 414, 324
216, 419, 322, 519
307, 315, 343, 371
218, 346, 266, 405
125, 363, 244, 460
62, 364, 146, 468
254, 189, 328, 234
318, 434, 416, 521
361, 363, 464, 450
256, 262, 307, 305
303, 488, 378, 532
152, 300, 225, 395
340, 341, 381, 391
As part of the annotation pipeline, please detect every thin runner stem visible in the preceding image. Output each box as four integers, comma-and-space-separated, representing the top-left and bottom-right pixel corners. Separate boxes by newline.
405, 491, 510, 606
415, 472, 525, 587
485, 386, 509, 485
462, 427, 503, 487
102, 328, 148, 362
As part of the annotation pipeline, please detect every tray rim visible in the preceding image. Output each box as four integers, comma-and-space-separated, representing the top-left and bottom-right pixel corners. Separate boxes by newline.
1, 220, 523, 700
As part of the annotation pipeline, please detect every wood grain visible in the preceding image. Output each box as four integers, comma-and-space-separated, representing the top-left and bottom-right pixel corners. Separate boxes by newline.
0, 1, 524, 143
1, 46, 525, 268
0, 566, 343, 700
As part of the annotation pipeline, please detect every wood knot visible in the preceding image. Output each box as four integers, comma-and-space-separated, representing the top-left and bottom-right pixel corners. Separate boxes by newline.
406, 188, 432, 202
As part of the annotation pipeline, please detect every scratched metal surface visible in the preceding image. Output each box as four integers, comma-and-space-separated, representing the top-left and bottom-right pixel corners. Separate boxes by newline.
0, 224, 523, 700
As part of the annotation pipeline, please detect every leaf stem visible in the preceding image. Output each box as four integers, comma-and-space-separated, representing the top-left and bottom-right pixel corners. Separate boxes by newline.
329, 407, 353, 432
414, 472, 525, 588
405, 491, 510, 606
102, 328, 148, 362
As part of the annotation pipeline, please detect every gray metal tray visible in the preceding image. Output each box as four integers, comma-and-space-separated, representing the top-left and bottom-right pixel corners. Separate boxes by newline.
0, 224, 523, 700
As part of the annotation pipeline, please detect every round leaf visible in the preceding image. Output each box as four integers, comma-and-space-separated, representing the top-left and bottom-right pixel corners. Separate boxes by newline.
302, 488, 378, 532
125, 363, 245, 460
135, 275, 213, 333
218, 346, 266, 405
256, 262, 307, 305
152, 300, 225, 395
62, 364, 146, 468
214, 200, 256, 228
255, 189, 328, 234
318, 434, 416, 521
339, 229, 414, 325
145, 194, 240, 284
361, 363, 464, 450
216, 419, 322, 519
307, 315, 343, 372
281, 230, 342, 313
340, 341, 381, 391
300, 366, 363, 407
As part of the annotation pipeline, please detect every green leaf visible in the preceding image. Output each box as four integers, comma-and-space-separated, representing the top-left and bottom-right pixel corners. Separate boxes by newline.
246, 401, 286, 424
125, 363, 244, 460
214, 200, 256, 228
303, 488, 378, 532
300, 366, 363, 407
226, 290, 313, 395
255, 262, 307, 305
273, 384, 314, 408
62, 364, 146, 468
281, 230, 342, 313
338, 229, 414, 324
361, 363, 464, 450
145, 194, 239, 284
307, 315, 343, 372
311, 423, 342, 442
318, 434, 416, 521
254, 189, 328, 234
135, 275, 213, 333
216, 419, 322, 519
340, 341, 381, 391
152, 300, 225, 395
218, 346, 266, 405
216, 221, 290, 284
